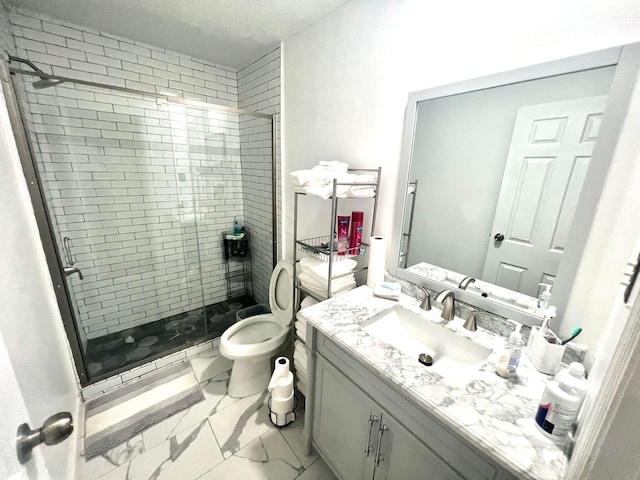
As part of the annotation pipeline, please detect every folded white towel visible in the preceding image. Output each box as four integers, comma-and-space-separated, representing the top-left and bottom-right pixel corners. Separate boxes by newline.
290, 162, 379, 199
348, 186, 375, 197
304, 183, 333, 200
294, 340, 307, 357
318, 161, 349, 172
296, 369, 307, 383
294, 350, 307, 367
373, 281, 401, 300
299, 296, 318, 310
299, 272, 355, 293
334, 173, 376, 185
299, 268, 357, 288
301, 282, 354, 300
295, 320, 307, 341
299, 257, 357, 279
294, 353, 308, 376
296, 379, 307, 397
289, 170, 315, 186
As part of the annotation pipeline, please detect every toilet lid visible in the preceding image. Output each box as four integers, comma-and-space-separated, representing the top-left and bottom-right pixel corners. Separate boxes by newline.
269, 259, 294, 326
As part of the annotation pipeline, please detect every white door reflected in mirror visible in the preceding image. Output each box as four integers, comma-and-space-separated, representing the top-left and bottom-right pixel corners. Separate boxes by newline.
482, 96, 607, 297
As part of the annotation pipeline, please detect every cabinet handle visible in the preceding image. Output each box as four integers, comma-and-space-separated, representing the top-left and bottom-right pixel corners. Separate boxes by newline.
364, 414, 378, 456
374, 424, 389, 466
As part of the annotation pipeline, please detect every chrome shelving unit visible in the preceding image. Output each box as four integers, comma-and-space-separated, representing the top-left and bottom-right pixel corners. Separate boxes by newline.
292, 167, 381, 303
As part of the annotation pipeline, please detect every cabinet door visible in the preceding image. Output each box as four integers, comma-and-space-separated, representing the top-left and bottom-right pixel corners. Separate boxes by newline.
313, 357, 377, 480
374, 413, 465, 480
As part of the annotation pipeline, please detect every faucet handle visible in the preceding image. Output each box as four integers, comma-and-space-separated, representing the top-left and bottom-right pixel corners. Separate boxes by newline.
464, 310, 484, 332
417, 286, 431, 311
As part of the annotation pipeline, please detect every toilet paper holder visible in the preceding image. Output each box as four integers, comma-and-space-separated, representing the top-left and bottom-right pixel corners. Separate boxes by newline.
267, 394, 298, 428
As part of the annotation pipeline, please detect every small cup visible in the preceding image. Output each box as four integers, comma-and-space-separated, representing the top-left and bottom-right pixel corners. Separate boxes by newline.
526, 326, 566, 375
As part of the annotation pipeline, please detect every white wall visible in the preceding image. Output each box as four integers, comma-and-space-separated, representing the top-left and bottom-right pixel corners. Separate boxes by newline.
238, 47, 281, 304
1, 71, 79, 480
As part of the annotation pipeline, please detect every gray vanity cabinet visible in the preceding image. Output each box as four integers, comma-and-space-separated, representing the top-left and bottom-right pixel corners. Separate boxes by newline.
314, 355, 463, 480
313, 356, 376, 480
307, 330, 518, 480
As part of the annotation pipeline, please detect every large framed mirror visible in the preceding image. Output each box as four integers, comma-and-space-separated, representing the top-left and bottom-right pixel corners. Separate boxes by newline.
391, 44, 639, 325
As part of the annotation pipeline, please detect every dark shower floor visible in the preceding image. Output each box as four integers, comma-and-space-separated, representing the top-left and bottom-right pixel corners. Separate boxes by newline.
84, 295, 257, 380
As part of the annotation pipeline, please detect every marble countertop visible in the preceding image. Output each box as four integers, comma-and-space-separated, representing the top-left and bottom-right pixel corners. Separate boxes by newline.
297, 286, 568, 480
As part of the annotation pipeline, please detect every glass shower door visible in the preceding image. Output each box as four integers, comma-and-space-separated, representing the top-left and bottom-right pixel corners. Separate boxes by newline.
15, 77, 208, 381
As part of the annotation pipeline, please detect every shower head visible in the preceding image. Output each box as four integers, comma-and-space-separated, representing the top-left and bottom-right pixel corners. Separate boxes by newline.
32, 78, 65, 90
8, 55, 65, 89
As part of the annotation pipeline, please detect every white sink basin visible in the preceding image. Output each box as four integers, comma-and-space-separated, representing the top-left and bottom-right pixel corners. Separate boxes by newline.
362, 306, 491, 386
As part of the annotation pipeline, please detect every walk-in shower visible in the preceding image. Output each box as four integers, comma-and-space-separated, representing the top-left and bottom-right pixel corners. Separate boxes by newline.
2, 57, 277, 386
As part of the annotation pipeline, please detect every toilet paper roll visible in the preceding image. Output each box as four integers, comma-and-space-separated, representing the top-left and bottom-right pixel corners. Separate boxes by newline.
272, 372, 294, 399
270, 389, 295, 416
367, 236, 387, 288
268, 357, 292, 393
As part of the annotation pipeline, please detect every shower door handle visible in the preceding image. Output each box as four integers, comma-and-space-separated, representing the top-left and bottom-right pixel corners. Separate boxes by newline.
62, 237, 75, 266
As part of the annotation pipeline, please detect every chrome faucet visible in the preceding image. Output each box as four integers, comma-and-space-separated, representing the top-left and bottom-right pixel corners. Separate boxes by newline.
464, 310, 484, 332
435, 289, 455, 321
63, 266, 83, 280
416, 286, 431, 311
458, 276, 476, 290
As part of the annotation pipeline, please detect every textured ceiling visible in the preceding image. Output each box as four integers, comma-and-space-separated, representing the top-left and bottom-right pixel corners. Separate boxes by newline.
4, 0, 350, 69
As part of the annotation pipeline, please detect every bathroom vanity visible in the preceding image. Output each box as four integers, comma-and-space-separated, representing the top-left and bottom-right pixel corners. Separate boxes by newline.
299, 286, 567, 480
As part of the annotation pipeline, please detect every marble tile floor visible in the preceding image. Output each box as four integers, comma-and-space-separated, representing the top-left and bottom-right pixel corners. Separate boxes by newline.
85, 295, 257, 380
77, 348, 336, 480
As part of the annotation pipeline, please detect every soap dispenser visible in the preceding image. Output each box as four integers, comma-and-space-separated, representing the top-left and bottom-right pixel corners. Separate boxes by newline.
495, 321, 524, 378
537, 283, 552, 313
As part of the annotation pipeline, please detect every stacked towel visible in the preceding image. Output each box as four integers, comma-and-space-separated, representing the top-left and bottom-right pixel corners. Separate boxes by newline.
298, 257, 357, 299
295, 312, 310, 343
290, 162, 376, 199
300, 296, 318, 310
294, 340, 309, 397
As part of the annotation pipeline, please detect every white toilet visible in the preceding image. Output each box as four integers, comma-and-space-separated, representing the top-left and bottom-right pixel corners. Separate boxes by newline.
220, 259, 294, 398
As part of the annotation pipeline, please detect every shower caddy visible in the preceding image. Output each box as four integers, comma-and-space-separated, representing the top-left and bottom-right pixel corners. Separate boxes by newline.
292, 167, 381, 304
222, 231, 251, 300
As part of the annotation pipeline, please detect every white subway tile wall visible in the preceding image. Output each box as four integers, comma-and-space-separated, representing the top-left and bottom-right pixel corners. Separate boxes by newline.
0, 7, 15, 54
238, 48, 281, 305
6, 8, 278, 342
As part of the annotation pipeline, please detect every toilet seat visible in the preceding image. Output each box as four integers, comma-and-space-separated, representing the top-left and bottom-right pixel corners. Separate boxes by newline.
267, 259, 294, 326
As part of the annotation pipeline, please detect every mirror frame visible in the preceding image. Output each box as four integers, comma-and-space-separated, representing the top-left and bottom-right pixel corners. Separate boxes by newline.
391, 43, 640, 326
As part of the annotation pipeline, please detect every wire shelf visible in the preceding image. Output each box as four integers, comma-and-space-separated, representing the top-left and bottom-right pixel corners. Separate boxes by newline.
296, 235, 367, 262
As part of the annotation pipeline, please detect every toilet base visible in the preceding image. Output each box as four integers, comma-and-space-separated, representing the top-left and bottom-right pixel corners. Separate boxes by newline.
227, 356, 272, 398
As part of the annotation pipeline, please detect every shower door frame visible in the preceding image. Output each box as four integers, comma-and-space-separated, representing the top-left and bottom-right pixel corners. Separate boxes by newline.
2, 58, 279, 387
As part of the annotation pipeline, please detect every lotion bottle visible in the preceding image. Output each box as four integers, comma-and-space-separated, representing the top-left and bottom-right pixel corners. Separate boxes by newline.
495, 322, 524, 378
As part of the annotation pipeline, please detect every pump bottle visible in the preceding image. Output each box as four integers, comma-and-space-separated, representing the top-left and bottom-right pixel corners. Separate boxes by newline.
537, 283, 552, 314
495, 322, 524, 378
